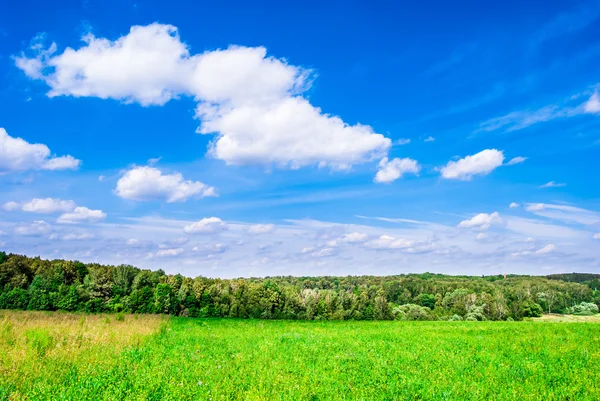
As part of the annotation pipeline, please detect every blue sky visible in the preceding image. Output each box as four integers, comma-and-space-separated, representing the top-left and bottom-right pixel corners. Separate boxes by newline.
1, 0, 599, 277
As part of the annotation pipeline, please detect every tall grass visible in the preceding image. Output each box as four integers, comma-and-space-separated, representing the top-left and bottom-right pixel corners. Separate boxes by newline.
0, 310, 165, 400
1, 311, 599, 400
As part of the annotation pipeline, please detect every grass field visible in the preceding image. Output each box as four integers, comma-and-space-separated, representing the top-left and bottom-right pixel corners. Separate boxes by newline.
1, 311, 599, 400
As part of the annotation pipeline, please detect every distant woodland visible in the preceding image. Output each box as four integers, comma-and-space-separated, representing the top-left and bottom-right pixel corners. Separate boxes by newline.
1, 251, 598, 321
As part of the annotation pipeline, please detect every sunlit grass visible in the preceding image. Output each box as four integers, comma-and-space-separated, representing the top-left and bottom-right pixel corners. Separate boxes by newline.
0, 310, 166, 400
1, 312, 599, 400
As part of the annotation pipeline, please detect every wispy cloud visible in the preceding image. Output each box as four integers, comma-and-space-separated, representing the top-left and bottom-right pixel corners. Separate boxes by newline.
476, 91, 600, 133
540, 181, 566, 188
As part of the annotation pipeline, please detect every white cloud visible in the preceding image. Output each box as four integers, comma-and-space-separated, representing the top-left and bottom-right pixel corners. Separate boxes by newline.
247, 224, 275, 235
41, 155, 81, 170
509, 202, 520, 209
192, 243, 227, 255
536, 244, 556, 255
198, 97, 390, 169
15, 220, 52, 236
340, 232, 368, 243
507, 156, 527, 165
525, 203, 599, 225
395, 138, 411, 145
366, 235, 415, 249
584, 92, 600, 113
98, 175, 106, 182
2, 201, 21, 211
477, 92, 600, 133
476, 232, 488, 241
16, 24, 392, 170
183, 217, 227, 234
0, 128, 81, 173
21, 198, 76, 213
424, 136, 435, 142
440, 149, 504, 180
57, 207, 106, 223
593, 233, 600, 240
312, 247, 337, 257
458, 212, 502, 230
156, 248, 184, 257
511, 243, 556, 257
374, 157, 420, 183
115, 166, 216, 202
540, 181, 566, 188
62, 232, 95, 241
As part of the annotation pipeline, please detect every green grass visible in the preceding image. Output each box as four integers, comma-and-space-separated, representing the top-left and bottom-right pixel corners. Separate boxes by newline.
1, 312, 600, 400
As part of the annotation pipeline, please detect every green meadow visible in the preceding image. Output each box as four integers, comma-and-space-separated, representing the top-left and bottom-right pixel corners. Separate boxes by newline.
1, 311, 599, 401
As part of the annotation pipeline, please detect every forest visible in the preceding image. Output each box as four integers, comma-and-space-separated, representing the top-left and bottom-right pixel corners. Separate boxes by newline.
1, 251, 599, 321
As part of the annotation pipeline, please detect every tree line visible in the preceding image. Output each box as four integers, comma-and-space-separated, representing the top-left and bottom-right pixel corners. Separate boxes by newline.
1, 251, 599, 321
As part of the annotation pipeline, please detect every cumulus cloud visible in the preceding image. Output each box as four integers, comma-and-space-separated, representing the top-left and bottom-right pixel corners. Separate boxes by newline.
395, 138, 411, 145
57, 207, 106, 223
440, 149, 504, 180
374, 157, 420, 184
340, 232, 369, 243
0, 128, 80, 173
115, 166, 216, 202
507, 156, 527, 165
540, 181, 566, 188
21, 198, 77, 213
15, 220, 52, 236
247, 224, 275, 235
16, 23, 392, 170
458, 212, 502, 230
424, 136, 435, 142
183, 217, 227, 234
509, 202, 520, 209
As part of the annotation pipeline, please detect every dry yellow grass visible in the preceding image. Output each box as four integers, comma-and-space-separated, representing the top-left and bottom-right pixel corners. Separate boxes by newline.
0, 310, 166, 400
531, 313, 600, 322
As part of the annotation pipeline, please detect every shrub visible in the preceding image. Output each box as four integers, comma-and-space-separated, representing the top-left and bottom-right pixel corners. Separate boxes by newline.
567, 302, 599, 316
393, 304, 434, 321
519, 301, 543, 318
465, 305, 486, 321
448, 314, 463, 321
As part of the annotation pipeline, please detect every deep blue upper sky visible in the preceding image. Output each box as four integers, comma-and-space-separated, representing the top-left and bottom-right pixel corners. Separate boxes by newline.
0, 0, 599, 277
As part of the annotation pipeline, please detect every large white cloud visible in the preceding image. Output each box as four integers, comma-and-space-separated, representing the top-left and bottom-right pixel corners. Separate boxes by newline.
0, 128, 80, 173
15, 24, 391, 169
183, 217, 228, 234
374, 157, 420, 183
440, 149, 504, 180
115, 166, 216, 203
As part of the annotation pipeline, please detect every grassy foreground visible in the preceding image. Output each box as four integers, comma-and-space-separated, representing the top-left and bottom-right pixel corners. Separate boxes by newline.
1, 311, 599, 400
